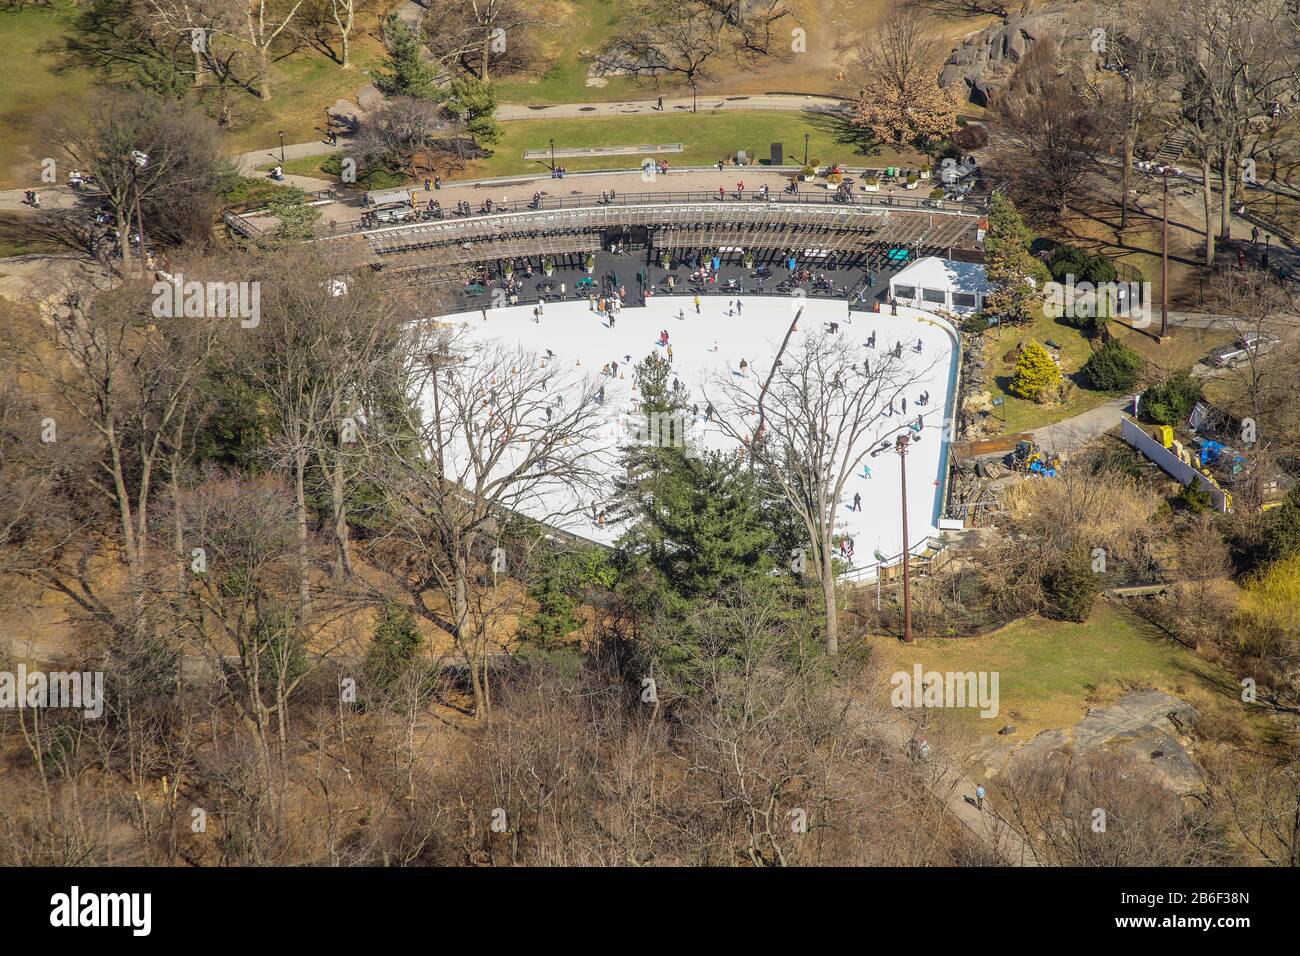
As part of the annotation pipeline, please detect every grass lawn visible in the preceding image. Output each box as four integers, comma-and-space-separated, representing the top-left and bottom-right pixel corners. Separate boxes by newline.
868, 600, 1243, 741
979, 308, 1234, 434
491, 0, 653, 105
218, 36, 388, 156
0, 1, 387, 185
0, 2, 97, 190
277, 109, 924, 182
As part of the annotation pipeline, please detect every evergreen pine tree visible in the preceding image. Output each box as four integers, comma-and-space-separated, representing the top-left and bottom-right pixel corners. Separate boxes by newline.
372, 16, 440, 100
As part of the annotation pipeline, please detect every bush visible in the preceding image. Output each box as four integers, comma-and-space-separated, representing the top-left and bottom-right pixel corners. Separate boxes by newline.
364, 601, 423, 693
1042, 552, 1100, 622
1083, 340, 1144, 391
1141, 371, 1203, 425
1259, 486, 1300, 563
954, 124, 989, 149
1009, 342, 1062, 402
1174, 482, 1213, 514
1048, 244, 1118, 286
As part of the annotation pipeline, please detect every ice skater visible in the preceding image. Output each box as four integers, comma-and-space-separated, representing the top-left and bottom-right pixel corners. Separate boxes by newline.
851, 492, 862, 512
866, 331, 876, 349
861, 464, 872, 479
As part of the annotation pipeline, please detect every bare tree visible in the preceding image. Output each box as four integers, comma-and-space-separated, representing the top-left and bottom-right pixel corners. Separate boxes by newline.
362, 323, 612, 719
705, 320, 935, 654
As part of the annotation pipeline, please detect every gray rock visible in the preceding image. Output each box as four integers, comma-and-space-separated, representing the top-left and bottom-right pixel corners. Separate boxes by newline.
939, 3, 1103, 106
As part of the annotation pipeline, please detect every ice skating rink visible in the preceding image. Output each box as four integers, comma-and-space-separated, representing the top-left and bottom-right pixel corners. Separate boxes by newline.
433, 295, 958, 566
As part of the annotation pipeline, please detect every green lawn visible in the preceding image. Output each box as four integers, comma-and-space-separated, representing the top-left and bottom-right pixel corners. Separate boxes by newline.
218, 40, 388, 155
981, 309, 1110, 433
979, 309, 1233, 434
277, 109, 924, 183
870, 601, 1240, 739
491, 0, 653, 105
0, 2, 97, 190
0, 1, 387, 186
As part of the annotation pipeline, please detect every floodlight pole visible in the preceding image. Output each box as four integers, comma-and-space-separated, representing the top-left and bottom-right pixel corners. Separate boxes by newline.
896, 431, 913, 644
1160, 167, 1170, 341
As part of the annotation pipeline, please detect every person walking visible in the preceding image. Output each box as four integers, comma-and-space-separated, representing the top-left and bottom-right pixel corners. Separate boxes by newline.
694, 295, 701, 314
852, 492, 862, 512
975, 785, 986, 810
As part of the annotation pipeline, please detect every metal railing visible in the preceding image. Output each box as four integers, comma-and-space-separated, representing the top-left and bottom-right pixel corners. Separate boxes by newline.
838, 534, 948, 585
316, 188, 988, 238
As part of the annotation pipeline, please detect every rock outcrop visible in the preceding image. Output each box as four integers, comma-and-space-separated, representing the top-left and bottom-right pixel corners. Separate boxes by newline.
940, 4, 1102, 107
970, 690, 1205, 795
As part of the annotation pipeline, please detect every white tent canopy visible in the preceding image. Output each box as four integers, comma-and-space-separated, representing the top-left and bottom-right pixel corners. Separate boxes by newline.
889, 256, 988, 314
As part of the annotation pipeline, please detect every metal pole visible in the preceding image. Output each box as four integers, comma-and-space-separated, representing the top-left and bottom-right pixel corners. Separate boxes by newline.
550, 138, 555, 171
279, 131, 286, 165
898, 432, 913, 643
1160, 171, 1169, 340
804, 133, 810, 166
692, 83, 697, 113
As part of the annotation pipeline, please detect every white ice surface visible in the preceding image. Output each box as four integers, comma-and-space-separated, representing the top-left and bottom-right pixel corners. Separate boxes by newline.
431, 296, 958, 564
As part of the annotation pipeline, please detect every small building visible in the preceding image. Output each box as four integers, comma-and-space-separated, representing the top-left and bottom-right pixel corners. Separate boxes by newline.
364, 188, 415, 223
889, 256, 988, 315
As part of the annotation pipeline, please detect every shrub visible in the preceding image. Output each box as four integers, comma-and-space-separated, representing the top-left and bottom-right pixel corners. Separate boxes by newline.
364, 601, 423, 693
1042, 552, 1100, 622
1141, 371, 1203, 425
954, 123, 989, 149
1174, 482, 1213, 514
1083, 340, 1144, 391
1009, 342, 1061, 402
1260, 486, 1300, 563
929, 187, 945, 200
1048, 244, 1118, 286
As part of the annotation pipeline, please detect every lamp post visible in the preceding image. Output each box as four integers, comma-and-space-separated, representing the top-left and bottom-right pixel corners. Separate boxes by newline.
1160, 165, 1170, 341
896, 431, 913, 644
278, 130, 286, 165
691, 81, 697, 113
549, 138, 555, 171
804, 132, 810, 166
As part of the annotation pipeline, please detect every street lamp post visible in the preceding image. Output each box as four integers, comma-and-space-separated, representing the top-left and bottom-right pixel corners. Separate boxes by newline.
896, 432, 914, 644
1160, 166, 1170, 341
549, 138, 555, 171
692, 82, 697, 113
804, 132, 810, 166
278, 130, 286, 165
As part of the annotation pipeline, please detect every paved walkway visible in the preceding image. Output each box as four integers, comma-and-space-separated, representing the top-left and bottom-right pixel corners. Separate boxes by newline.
1030, 396, 1131, 455
496, 93, 849, 121
845, 694, 1042, 865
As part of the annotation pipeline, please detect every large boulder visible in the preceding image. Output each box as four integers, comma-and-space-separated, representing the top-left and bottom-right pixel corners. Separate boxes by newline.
970, 690, 1205, 795
940, 4, 1102, 106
